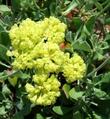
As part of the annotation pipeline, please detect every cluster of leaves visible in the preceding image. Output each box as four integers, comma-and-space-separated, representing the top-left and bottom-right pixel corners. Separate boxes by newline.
0, 0, 110, 119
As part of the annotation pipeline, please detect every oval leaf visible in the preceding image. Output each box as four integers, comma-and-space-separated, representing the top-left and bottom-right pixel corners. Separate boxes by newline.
53, 106, 72, 116
69, 88, 84, 100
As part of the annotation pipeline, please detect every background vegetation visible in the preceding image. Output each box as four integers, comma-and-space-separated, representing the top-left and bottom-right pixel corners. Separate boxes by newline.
0, 0, 110, 119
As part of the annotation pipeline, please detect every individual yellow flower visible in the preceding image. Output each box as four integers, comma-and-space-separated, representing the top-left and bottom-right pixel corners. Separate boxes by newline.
25, 83, 35, 93
44, 59, 60, 73
33, 73, 48, 84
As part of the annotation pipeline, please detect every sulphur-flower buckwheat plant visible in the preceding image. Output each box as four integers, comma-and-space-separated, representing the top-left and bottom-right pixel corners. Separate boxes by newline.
7, 16, 86, 106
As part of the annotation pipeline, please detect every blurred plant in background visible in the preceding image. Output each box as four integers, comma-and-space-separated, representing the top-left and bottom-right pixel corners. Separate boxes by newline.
0, 0, 110, 119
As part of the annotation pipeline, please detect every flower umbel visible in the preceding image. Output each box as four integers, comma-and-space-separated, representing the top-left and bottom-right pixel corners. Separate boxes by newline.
63, 53, 86, 83
25, 75, 61, 106
8, 16, 86, 106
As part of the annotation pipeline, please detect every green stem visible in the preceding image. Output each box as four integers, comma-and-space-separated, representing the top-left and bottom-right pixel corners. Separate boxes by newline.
0, 61, 11, 68
33, 0, 40, 9
94, 80, 102, 86
87, 56, 110, 77
97, 2, 110, 17
74, 24, 83, 41
102, 0, 110, 6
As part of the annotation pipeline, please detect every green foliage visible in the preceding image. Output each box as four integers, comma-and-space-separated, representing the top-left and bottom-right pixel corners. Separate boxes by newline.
52, 106, 72, 116
0, 0, 110, 119
69, 88, 84, 100
0, 5, 11, 14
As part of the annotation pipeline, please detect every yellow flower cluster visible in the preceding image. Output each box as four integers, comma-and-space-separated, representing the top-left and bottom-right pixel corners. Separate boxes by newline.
8, 16, 86, 106
8, 17, 67, 70
62, 53, 86, 83
9, 17, 66, 52
25, 75, 60, 106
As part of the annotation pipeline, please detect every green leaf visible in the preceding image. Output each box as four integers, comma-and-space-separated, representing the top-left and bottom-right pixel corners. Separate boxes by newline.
36, 113, 44, 119
0, 23, 5, 32
66, 31, 73, 43
0, 44, 9, 62
11, 0, 21, 11
86, 16, 96, 33
0, 5, 11, 13
2, 84, 11, 95
93, 52, 104, 60
73, 111, 82, 119
93, 112, 102, 119
94, 88, 108, 99
8, 76, 18, 87
95, 72, 110, 85
52, 106, 72, 116
62, 113, 73, 119
16, 99, 23, 110
69, 88, 84, 100
0, 71, 7, 82
0, 92, 4, 100
72, 17, 83, 29
105, 18, 110, 24
13, 112, 24, 119
0, 70, 19, 81
17, 71, 30, 80
101, 72, 110, 83
84, 1, 94, 10
93, 0, 103, 10
0, 32, 11, 48
82, 25, 91, 36
73, 40, 91, 52
0, 72, 6, 77
5, 99, 12, 110
0, 106, 6, 115
22, 101, 31, 116
62, 84, 71, 98
49, 2, 56, 15
62, 0, 78, 15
